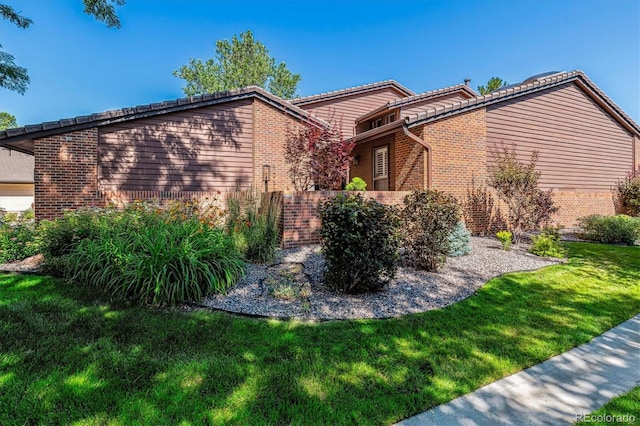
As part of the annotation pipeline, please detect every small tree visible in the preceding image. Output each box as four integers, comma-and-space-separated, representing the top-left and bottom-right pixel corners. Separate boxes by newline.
284, 113, 354, 191
487, 146, 558, 242
477, 77, 508, 95
614, 167, 640, 217
0, 112, 17, 130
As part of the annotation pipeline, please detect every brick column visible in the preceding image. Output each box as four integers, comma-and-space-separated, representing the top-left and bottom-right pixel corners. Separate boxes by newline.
34, 128, 101, 220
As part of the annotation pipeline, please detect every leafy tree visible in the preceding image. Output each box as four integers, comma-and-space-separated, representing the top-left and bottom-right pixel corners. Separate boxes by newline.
174, 30, 301, 99
477, 76, 508, 95
284, 113, 354, 191
0, 111, 17, 129
0, 1, 124, 94
487, 146, 558, 243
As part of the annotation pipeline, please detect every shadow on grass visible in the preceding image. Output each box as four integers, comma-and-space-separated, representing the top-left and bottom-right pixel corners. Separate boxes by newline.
0, 242, 638, 425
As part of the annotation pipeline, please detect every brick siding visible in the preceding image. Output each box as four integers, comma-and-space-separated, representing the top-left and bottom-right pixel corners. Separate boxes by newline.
253, 100, 305, 192
421, 109, 487, 200
34, 129, 102, 220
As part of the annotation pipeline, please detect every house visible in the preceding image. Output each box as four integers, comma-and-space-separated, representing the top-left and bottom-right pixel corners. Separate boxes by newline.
0, 86, 322, 219
349, 71, 640, 225
0, 70, 637, 227
0, 147, 34, 212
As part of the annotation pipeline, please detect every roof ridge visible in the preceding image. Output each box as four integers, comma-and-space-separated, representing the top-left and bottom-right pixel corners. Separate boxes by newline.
388, 83, 477, 107
354, 83, 477, 123
290, 80, 415, 105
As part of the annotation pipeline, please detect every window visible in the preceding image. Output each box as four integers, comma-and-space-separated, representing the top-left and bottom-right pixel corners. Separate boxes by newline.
369, 113, 397, 130
373, 146, 389, 191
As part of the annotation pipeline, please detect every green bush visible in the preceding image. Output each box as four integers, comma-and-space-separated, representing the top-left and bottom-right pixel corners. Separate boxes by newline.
448, 221, 471, 257
529, 232, 567, 258
401, 190, 460, 271
615, 169, 640, 216
577, 214, 640, 245
66, 218, 244, 306
345, 177, 367, 191
226, 191, 280, 263
320, 193, 399, 294
0, 220, 37, 263
496, 230, 512, 251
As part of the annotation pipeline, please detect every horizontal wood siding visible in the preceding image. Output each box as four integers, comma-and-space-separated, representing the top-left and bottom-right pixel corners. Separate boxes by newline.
297, 88, 406, 138
487, 83, 633, 192
99, 99, 254, 192
400, 93, 469, 119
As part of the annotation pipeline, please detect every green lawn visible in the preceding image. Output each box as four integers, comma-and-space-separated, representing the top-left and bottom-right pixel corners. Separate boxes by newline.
576, 386, 640, 425
1, 242, 638, 425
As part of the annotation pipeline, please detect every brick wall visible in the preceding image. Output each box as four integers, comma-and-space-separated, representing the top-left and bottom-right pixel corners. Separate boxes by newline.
421, 109, 487, 200
280, 190, 409, 248
552, 191, 615, 227
253, 100, 305, 192
34, 129, 102, 220
394, 128, 426, 190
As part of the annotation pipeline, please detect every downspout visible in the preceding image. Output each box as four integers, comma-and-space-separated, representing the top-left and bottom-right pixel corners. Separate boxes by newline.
402, 121, 432, 189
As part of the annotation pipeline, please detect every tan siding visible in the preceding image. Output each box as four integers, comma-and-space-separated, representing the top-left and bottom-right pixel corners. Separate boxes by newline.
297, 88, 406, 138
98, 99, 254, 192
400, 93, 469, 118
487, 83, 634, 192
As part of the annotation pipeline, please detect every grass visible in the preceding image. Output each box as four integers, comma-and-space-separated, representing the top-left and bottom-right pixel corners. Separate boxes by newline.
575, 386, 639, 425
0, 242, 638, 425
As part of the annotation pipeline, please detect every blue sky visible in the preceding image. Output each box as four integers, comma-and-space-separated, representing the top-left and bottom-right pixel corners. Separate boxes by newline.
1, 0, 638, 126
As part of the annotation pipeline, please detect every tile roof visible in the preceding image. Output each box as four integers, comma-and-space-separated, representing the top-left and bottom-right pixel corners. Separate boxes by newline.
290, 80, 415, 106
405, 71, 640, 136
0, 86, 325, 153
355, 83, 478, 123
0, 148, 33, 183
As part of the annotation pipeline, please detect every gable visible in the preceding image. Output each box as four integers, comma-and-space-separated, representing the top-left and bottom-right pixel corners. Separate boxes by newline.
296, 87, 408, 138
487, 82, 634, 192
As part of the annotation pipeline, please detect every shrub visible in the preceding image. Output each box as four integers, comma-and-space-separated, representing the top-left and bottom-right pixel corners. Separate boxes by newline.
496, 230, 512, 251
345, 177, 367, 191
529, 232, 567, 258
0, 220, 37, 263
401, 190, 460, 271
448, 221, 471, 257
614, 168, 640, 216
320, 193, 399, 294
488, 146, 559, 242
53, 201, 246, 306
462, 178, 505, 235
577, 214, 640, 245
226, 191, 281, 263
36, 208, 109, 276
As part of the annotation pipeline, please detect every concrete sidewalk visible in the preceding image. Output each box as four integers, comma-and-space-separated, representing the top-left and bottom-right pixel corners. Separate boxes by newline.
395, 315, 640, 426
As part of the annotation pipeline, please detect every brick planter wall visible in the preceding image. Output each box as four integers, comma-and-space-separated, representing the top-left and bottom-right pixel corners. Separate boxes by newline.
279, 191, 410, 249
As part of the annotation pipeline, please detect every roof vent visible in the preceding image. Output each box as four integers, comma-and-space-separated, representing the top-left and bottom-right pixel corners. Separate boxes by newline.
522, 71, 565, 84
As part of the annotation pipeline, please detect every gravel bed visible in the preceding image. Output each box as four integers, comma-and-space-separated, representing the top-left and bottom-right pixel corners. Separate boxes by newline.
201, 237, 561, 320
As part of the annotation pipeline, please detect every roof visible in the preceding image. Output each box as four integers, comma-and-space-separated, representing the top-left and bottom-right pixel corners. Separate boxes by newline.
290, 80, 415, 106
0, 147, 34, 183
405, 71, 640, 136
355, 83, 478, 123
0, 86, 326, 154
